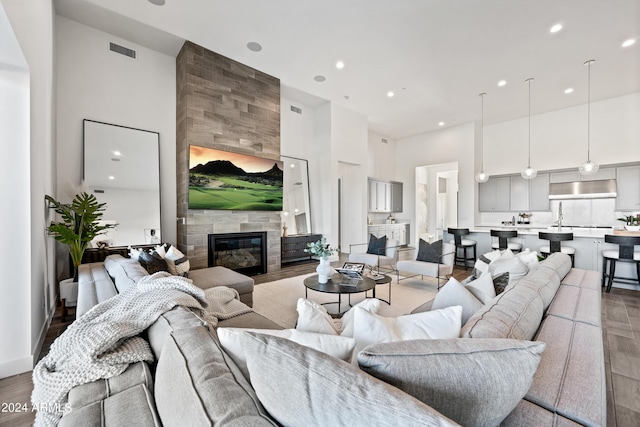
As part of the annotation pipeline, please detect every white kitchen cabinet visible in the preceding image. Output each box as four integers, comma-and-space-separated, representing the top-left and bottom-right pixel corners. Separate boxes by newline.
368, 179, 403, 212
616, 165, 640, 211
367, 224, 409, 246
479, 177, 510, 212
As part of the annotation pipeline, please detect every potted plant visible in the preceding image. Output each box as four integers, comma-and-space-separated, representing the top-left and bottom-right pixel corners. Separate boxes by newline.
45, 192, 115, 281
304, 237, 338, 283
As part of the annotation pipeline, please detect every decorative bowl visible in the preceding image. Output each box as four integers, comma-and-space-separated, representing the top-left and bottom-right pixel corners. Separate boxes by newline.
625, 226, 640, 232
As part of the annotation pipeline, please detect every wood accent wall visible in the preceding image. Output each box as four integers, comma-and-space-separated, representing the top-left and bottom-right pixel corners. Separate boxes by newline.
176, 41, 282, 271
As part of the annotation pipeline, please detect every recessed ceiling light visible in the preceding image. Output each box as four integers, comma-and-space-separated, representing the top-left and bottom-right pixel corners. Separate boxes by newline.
622, 39, 636, 47
550, 23, 563, 33
498, 80, 507, 87
387, 91, 394, 97
564, 88, 574, 94
246, 42, 262, 52
108, 176, 115, 180
113, 151, 121, 156
438, 122, 445, 126
314, 75, 326, 82
148, 0, 165, 5
336, 61, 345, 69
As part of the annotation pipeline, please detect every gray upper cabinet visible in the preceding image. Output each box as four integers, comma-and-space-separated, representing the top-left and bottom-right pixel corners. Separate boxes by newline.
368, 178, 403, 212
550, 168, 615, 183
480, 174, 550, 212
510, 176, 530, 211
479, 177, 510, 211
529, 173, 550, 211
616, 165, 640, 211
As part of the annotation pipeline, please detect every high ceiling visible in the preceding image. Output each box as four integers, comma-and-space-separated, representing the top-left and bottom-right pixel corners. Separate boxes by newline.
55, 0, 640, 140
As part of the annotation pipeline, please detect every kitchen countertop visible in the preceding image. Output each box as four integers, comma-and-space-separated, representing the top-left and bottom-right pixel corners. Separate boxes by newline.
470, 226, 616, 238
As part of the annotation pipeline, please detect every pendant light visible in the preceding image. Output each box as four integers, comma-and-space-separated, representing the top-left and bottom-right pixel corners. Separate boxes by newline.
579, 60, 599, 176
521, 78, 537, 180
475, 92, 490, 183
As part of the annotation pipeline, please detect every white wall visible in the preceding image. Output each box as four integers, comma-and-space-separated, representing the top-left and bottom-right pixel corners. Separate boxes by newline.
396, 123, 476, 245
367, 130, 396, 181
484, 92, 640, 175
281, 96, 368, 253
0, 0, 55, 377
55, 16, 177, 246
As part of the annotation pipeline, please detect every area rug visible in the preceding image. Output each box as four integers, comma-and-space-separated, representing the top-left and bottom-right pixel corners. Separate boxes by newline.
252, 273, 439, 328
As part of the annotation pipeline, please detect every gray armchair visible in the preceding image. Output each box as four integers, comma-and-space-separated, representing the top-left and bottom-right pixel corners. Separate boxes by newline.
348, 238, 400, 274
396, 242, 455, 289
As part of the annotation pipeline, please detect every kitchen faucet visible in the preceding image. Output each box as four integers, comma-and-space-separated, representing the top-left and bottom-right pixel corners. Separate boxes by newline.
557, 201, 563, 231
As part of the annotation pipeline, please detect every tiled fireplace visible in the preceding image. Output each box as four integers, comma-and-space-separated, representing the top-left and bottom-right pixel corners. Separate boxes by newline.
208, 232, 267, 276
175, 41, 282, 272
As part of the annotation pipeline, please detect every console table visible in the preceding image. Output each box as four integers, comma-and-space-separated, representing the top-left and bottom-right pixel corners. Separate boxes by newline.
281, 234, 322, 264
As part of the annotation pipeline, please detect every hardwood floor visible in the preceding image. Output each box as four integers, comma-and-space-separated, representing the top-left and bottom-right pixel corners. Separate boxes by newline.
1, 256, 639, 426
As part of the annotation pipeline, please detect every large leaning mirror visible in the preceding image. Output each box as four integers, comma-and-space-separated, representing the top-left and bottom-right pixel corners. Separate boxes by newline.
280, 155, 311, 235
83, 119, 161, 247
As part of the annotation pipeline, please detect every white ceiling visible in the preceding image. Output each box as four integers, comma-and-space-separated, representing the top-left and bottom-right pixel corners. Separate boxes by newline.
54, 0, 640, 140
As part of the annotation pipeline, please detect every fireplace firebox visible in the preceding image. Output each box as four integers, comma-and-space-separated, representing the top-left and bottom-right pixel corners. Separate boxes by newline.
208, 232, 267, 276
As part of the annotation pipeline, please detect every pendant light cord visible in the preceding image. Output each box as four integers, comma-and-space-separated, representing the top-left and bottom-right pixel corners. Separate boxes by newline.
526, 78, 533, 168
480, 92, 485, 171
586, 60, 592, 162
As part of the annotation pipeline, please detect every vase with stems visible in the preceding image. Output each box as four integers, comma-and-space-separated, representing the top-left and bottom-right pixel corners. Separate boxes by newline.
304, 237, 338, 284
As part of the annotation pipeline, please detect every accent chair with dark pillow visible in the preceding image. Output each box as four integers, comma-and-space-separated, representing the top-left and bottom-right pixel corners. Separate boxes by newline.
397, 240, 455, 289
367, 234, 387, 255
349, 235, 399, 275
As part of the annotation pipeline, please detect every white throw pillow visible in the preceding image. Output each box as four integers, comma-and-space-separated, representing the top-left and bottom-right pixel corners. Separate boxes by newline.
489, 256, 528, 284
517, 249, 540, 270
154, 244, 167, 259
496, 248, 515, 260
165, 245, 185, 261
218, 328, 356, 380
484, 249, 503, 262
352, 305, 462, 361
128, 247, 142, 261
432, 277, 483, 324
465, 272, 496, 304
340, 298, 383, 338
295, 298, 339, 335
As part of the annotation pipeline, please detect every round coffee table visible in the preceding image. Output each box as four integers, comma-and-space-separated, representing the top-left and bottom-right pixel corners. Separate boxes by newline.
304, 274, 376, 316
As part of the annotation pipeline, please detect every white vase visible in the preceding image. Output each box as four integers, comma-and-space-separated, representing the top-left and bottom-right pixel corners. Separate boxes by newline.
316, 257, 332, 284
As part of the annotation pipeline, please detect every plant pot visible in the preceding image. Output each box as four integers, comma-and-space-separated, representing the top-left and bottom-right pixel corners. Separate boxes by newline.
316, 258, 332, 284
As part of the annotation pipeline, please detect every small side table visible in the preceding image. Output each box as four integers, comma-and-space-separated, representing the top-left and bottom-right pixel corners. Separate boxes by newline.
303, 274, 376, 316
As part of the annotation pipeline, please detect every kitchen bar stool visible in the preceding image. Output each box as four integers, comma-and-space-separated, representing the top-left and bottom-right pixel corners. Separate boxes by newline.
490, 230, 522, 252
602, 234, 640, 293
448, 228, 477, 270
539, 231, 575, 267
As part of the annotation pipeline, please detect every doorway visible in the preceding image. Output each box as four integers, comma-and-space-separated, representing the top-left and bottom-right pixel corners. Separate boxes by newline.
415, 162, 458, 242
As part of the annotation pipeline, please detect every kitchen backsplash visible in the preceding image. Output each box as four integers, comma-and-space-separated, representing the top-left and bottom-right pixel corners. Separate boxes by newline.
479, 198, 633, 227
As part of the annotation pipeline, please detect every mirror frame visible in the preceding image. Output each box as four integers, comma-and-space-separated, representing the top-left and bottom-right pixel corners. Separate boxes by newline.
83, 119, 161, 247
280, 155, 312, 235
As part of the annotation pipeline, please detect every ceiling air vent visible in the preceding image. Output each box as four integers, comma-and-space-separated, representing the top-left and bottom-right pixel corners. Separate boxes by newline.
381, 138, 388, 144
290, 105, 302, 114
109, 42, 136, 59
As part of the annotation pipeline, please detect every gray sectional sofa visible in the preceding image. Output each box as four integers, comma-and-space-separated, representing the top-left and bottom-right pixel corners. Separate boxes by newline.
76, 254, 256, 317
58, 252, 603, 426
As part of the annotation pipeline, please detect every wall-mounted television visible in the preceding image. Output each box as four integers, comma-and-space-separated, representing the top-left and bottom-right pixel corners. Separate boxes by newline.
188, 145, 283, 211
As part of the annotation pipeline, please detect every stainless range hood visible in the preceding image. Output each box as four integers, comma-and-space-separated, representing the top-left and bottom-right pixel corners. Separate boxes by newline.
548, 179, 617, 199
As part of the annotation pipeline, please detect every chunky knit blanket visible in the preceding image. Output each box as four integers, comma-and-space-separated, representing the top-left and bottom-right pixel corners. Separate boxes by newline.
31, 272, 246, 426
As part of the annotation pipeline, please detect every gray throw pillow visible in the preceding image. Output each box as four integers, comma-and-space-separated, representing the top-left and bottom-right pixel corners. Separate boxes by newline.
416, 239, 442, 263
240, 333, 458, 427
138, 250, 168, 274
367, 234, 387, 255
492, 272, 510, 294
358, 338, 546, 427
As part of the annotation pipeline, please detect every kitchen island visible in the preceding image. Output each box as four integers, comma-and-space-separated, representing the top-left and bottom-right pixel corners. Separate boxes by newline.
445, 226, 639, 291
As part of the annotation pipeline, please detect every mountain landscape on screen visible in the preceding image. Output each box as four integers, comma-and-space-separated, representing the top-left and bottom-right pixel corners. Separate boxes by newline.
189, 146, 283, 211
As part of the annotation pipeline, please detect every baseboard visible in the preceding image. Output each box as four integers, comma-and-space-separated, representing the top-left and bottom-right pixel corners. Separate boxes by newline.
31, 302, 55, 367
0, 356, 33, 378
